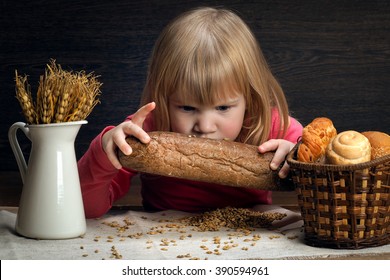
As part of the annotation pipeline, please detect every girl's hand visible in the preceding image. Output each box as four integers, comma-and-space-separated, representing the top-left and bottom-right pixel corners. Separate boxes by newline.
102, 102, 156, 169
258, 139, 295, 178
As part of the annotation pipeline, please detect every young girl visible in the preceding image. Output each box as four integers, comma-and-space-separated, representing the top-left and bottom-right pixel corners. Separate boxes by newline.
78, 7, 303, 218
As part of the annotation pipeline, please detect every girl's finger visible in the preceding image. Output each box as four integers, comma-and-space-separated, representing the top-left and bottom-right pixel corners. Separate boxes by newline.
121, 121, 151, 143
105, 139, 124, 169
258, 139, 292, 171
258, 139, 279, 153
131, 102, 156, 127
277, 162, 290, 178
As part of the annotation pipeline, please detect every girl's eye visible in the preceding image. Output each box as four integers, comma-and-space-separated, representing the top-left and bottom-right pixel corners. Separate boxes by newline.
180, 106, 195, 112
216, 105, 230, 111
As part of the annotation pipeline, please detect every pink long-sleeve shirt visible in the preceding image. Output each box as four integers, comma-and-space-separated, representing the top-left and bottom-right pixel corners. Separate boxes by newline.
78, 110, 302, 218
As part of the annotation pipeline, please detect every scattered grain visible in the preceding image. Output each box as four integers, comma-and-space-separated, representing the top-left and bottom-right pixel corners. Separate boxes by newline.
179, 207, 286, 231
110, 246, 122, 259
287, 235, 298, 240
269, 235, 281, 240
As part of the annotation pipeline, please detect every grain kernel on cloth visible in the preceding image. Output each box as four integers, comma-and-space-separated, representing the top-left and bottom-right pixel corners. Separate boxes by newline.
269, 235, 281, 240
177, 253, 192, 259
110, 246, 122, 259
287, 235, 298, 240
222, 245, 231, 250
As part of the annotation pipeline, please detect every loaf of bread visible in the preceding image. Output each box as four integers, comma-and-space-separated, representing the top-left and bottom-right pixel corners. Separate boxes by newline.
361, 131, 390, 160
297, 117, 337, 163
118, 132, 283, 190
326, 130, 371, 165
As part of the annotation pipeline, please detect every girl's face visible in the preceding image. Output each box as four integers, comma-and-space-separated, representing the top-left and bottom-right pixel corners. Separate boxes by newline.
168, 92, 246, 140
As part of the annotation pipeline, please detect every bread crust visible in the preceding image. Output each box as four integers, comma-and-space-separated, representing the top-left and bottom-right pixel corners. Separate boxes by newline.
118, 132, 282, 189
362, 131, 390, 159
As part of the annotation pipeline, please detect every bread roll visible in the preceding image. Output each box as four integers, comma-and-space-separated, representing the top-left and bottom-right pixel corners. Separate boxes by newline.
326, 130, 371, 165
361, 131, 390, 160
297, 117, 337, 162
118, 131, 284, 190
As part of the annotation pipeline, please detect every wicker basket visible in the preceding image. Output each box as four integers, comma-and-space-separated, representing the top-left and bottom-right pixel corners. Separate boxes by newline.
286, 142, 390, 249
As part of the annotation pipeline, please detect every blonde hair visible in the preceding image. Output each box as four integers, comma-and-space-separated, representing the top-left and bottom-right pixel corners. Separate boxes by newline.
141, 7, 290, 145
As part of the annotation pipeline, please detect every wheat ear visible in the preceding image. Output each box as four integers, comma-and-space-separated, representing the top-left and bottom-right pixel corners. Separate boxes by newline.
15, 71, 37, 124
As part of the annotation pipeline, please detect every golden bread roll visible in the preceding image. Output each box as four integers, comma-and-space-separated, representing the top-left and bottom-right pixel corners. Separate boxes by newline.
297, 117, 337, 162
326, 130, 371, 165
361, 131, 390, 159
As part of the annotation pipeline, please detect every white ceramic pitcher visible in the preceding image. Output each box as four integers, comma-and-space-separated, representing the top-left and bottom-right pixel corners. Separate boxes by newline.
8, 120, 87, 239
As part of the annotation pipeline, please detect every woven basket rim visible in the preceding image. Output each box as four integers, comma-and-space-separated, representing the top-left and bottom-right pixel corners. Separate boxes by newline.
286, 141, 390, 171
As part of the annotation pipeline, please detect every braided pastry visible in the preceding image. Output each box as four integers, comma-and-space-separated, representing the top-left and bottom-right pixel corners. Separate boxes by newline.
297, 117, 337, 163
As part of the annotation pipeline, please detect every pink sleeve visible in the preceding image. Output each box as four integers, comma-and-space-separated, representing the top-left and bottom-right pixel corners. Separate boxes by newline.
282, 116, 303, 144
269, 109, 303, 143
77, 126, 137, 218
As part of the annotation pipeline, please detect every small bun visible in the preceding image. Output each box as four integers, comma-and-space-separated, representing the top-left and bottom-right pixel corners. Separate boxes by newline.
297, 117, 337, 163
361, 131, 390, 160
326, 130, 371, 165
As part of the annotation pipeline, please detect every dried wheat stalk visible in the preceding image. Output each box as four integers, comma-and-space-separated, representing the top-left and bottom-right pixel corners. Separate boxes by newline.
15, 71, 37, 124
15, 59, 101, 124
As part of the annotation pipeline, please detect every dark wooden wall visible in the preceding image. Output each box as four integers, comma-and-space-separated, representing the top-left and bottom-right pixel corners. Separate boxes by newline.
1, 0, 389, 172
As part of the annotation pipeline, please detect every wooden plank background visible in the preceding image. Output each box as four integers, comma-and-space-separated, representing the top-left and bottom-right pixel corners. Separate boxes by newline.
0, 0, 389, 172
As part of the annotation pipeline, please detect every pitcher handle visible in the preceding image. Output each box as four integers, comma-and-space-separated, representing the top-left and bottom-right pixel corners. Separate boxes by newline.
8, 122, 30, 184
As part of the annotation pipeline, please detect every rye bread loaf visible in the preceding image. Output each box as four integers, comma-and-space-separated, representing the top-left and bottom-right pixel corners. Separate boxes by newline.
118, 131, 289, 190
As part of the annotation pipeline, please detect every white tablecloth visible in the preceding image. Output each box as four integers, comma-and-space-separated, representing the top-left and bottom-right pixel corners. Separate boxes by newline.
1, 205, 389, 260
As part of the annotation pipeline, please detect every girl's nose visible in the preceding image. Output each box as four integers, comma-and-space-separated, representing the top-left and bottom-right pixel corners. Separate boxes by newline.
194, 114, 216, 136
